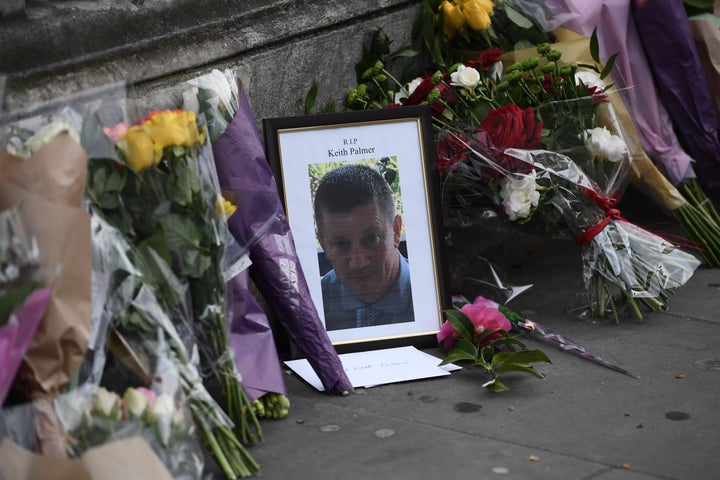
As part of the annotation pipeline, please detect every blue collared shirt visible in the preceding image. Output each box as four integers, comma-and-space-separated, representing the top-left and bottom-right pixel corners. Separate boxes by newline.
321, 253, 414, 331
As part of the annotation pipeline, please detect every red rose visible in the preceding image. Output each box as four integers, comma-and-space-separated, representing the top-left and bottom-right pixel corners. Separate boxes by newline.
480, 104, 543, 150
478, 105, 543, 179
404, 74, 458, 117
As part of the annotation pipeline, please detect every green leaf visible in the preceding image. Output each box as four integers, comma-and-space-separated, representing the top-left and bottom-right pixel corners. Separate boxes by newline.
492, 349, 552, 368
600, 53, 618, 80
0, 283, 37, 325
445, 309, 475, 342
495, 362, 546, 379
159, 214, 202, 252
304, 83, 318, 114
440, 350, 478, 365
505, 4, 534, 29
590, 28, 600, 64
483, 378, 510, 392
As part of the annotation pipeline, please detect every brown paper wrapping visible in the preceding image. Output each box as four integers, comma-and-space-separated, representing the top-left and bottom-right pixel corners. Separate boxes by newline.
0, 437, 174, 480
0, 131, 92, 399
501, 28, 687, 212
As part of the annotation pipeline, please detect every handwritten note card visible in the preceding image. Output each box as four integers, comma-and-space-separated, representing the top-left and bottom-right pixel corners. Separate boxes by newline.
284, 346, 460, 391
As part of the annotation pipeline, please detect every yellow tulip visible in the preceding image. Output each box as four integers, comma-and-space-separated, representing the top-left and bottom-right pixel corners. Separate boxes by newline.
441, 0, 466, 37
474, 0, 494, 14
123, 125, 157, 172
464, 0, 492, 31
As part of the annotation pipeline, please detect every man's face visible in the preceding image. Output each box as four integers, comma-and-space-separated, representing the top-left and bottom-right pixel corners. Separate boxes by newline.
318, 201, 402, 304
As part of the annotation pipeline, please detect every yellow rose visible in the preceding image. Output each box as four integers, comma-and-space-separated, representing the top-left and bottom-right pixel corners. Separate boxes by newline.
464, 0, 492, 31
123, 125, 157, 172
145, 110, 192, 149
441, 0, 466, 37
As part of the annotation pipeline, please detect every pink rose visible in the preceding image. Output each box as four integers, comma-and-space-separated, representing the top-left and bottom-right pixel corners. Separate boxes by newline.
437, 296, 511, 349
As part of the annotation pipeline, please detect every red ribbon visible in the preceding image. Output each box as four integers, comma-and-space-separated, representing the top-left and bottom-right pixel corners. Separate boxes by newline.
575, 188, 625, 246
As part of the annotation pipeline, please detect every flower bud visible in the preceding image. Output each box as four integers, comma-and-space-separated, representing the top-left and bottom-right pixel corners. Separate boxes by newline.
506, 70, 522, 83
426, 88, 442, 103
361, 66, 375, 81
521, 57, 540, 71
374, 73, 388, 83
431, 70, 444, 85
536, 43, 552, 55
373, 60, 384, 75
560, 65, 575, 76
546, 50, 562, 62
505, 63, 521, 74
540, 62, 556, 74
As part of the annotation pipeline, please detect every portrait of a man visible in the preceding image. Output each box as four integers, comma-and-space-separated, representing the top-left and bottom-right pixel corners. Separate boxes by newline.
313, 163, 414, 331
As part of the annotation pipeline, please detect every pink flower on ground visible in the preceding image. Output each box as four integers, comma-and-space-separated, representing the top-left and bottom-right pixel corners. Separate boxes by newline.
437, 296, 511, 349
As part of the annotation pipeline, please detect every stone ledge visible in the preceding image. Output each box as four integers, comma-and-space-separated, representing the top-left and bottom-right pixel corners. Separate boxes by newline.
2, 0, 422, 119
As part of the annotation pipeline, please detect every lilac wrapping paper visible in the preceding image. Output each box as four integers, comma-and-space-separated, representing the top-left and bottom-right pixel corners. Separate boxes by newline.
631, 0, 720, 196
213, 89, 351, 395
545, 0, 697, 186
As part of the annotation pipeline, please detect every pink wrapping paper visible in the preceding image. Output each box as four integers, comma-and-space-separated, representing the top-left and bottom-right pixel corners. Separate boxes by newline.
0, 288, 52, 405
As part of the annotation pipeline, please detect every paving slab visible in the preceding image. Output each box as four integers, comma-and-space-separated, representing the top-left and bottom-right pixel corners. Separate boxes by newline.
244, 231, 720, 480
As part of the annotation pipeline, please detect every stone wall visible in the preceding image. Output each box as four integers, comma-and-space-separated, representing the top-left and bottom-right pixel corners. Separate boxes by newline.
1, 0, 425, 127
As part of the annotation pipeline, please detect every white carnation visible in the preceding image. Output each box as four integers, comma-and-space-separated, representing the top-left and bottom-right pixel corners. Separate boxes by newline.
582, 127, 628, 162
500, 171, 540, 221
394, 77, 423, 104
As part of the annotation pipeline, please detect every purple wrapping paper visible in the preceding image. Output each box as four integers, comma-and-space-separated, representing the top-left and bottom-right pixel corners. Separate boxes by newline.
213, 89, 352, 395
631, 0, 720, 196
227, 268, 286, 401
0, 287, 52, 405
545, 0, 697, 186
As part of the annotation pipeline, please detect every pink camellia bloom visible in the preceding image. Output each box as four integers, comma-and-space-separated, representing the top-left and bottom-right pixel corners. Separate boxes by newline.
438, 296, 511, 349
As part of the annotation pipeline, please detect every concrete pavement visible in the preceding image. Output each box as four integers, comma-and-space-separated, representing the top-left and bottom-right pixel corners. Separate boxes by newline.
244, 192, 720, 480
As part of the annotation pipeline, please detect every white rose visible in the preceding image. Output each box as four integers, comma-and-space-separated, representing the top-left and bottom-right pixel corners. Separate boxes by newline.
500, 171, 540, 221
92, 387, 122, 420
450, 65, 481, 90
123, 387, 150, 419
582, 127, 628, 162
394, 77, 423, 104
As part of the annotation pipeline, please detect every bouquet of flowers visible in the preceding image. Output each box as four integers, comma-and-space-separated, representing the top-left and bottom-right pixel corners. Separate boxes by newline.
183, 69, 351, 399
439, 127, 700, 320
54, 338, 206, 479
333, 18, 704, 320
82, 108, 261, 477
0, 114, 93, 460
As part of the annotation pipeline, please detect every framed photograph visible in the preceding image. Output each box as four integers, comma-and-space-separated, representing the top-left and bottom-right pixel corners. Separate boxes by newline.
263, 105, 448, 352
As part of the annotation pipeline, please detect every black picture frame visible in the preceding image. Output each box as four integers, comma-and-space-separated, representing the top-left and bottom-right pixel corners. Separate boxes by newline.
263, 105, 448, 353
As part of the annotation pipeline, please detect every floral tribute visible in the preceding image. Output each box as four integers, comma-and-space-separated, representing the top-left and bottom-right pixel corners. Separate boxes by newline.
327, 19, 702, 322
437, 295, 550, 392
84, 108, 261, 477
